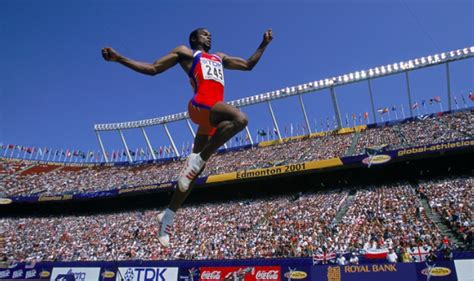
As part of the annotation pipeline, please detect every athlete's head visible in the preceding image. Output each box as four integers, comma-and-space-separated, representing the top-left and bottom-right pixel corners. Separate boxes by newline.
189, 28, 211, 52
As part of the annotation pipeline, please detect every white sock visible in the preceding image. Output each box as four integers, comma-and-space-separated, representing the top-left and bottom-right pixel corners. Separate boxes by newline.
164, 208, 175, 220
196, 153, 206, 163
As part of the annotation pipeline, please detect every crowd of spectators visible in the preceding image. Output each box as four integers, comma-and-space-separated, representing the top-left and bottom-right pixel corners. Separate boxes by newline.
2, 190, 347, 261
337, 183, 443, 257
399, 111, 472, 147
3, 178, 470, 262
418, 177, 473, 250
0, 109, 471, 197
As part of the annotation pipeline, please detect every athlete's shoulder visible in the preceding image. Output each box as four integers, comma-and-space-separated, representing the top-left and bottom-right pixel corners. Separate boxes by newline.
173, 45, 194, 59
214, 52, 226, 60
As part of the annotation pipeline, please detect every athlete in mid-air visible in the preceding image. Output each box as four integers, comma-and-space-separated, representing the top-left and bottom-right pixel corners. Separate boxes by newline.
102, 28, 273, 247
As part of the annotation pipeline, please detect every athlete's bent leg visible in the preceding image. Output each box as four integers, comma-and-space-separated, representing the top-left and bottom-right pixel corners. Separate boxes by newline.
169, 133, 209, 211
158, 133, 209, 247
199, 102, 248, 161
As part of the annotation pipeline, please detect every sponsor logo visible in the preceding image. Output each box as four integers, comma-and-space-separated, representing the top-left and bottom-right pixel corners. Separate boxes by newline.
66, 269, 85, 281
118, 267, 178, 281
362, 154, 391, 165
12, 269, 23, 279
283, 271, 307, 279
179, 267, 199, 281
256, 270, 279, 280
200, 270, 221, 280
421, 267, 451, 277
40, 270, 51, 278
52, 267, 100, 281
0, 270, 10, 278
0, 198, 12, 204
102, 271, 115, 278
25, 270, 37, 279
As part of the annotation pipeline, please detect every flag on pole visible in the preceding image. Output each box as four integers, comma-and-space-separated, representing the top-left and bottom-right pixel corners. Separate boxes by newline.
433, 96, 441, 103
469, 92, 474, 102
377, 108, 389, 114
364, 112, 369, 119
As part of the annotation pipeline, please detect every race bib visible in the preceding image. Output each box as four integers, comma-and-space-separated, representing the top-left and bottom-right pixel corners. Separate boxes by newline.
201, 57, 225, 85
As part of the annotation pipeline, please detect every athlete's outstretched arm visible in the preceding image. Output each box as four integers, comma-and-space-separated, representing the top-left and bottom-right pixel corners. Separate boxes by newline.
217, 29, 273, 71
101, 45, 190, 76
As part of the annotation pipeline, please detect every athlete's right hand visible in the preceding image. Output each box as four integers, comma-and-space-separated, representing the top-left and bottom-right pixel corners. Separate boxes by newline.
101, 47, 120, 62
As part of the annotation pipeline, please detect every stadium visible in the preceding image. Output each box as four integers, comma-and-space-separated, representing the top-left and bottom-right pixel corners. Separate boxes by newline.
0, 42, 473, 281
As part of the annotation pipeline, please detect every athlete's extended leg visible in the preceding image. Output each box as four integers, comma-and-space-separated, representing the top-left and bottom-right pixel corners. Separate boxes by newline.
199, 102, 248, 161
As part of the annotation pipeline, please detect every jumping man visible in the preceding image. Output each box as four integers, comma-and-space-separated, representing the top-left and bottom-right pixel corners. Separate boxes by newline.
102, 28, 273, 247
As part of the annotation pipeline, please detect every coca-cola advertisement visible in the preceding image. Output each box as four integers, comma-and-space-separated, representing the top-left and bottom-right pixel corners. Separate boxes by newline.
200, 266, 281, 281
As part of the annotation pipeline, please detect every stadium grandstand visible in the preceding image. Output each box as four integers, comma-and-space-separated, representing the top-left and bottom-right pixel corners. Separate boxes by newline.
0, 47, 473, 281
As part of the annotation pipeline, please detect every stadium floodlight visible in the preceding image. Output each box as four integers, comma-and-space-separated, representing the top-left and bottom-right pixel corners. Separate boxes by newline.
450, 51, 456, 57
441, 53, 447, 59
374, 68, 380, 75
361, 71, 367, 78
434, 54, 440, 62
368, 69, 374, 77
381, 66, 387, 74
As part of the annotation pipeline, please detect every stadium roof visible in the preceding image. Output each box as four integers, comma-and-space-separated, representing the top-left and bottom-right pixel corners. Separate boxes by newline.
94, 46, 473, 131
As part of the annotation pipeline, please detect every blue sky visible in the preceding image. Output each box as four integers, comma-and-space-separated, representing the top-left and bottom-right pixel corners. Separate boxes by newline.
1, 0, 473, 158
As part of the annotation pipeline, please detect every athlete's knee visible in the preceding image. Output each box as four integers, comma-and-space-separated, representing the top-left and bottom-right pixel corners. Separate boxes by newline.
233, 113, 248, 131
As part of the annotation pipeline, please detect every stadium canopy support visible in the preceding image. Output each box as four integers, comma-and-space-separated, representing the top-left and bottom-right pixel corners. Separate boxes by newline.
405, 71, 414, 118
186, 119, 196, 138
118, 129, 133, 162
245, 126, 254, 145
330, 87, 343, 129
446, 62, 452, 111
141, 127, 156, 160
163, 123, 180, 158
298, 94, 312, 134
95, 131, 109, 163
267, 101, 282, 141
367, 79, 377, 123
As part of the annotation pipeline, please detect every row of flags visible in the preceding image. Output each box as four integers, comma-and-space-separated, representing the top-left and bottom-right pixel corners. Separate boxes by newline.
0, 144, 182, 163
2, 92, 473, 163
313, 245, 433, 264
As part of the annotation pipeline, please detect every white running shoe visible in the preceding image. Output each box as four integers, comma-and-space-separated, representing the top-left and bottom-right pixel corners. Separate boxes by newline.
177, 153, 205, 192
157, 210, 174, 247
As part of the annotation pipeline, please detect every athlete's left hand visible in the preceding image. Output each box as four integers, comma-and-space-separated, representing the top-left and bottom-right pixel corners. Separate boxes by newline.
263, 29, 273, 45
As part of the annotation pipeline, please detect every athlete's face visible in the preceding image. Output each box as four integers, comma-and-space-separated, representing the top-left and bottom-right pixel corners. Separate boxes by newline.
196, 29, 212, 51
